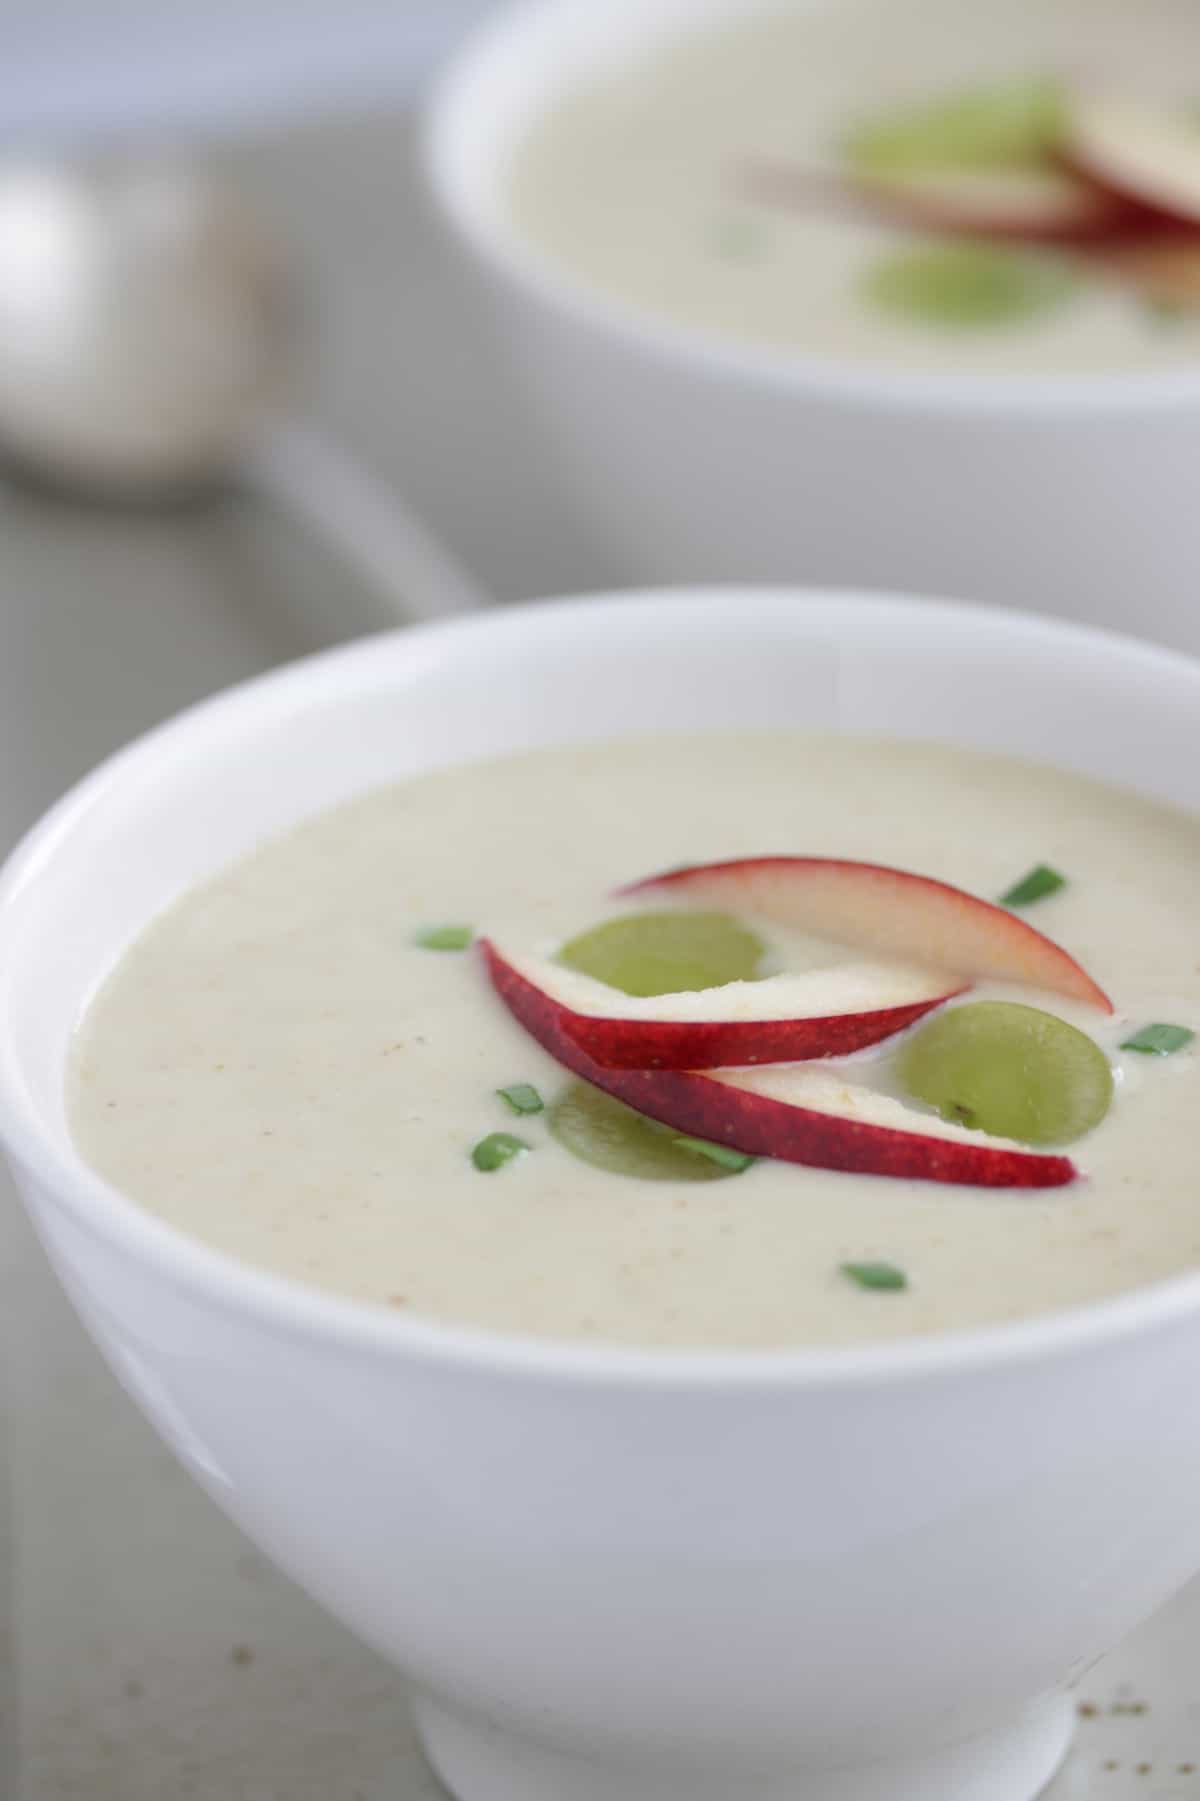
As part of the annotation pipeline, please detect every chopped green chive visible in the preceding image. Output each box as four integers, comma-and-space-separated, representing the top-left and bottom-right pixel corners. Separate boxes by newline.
497, 1083, 545, 1116
670, 1136, 756, 1172
999, 863, 1066, 907
415, 924, 473, 951
712, 213, 765, 261
841, 1261, 908, 1292
471, 1132, 530, 1172
1120, 1022, 1195, 1057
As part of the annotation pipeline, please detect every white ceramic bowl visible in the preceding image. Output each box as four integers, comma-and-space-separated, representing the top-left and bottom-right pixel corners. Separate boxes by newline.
3, 590, 1200, 1801
425, 0, 1200, 651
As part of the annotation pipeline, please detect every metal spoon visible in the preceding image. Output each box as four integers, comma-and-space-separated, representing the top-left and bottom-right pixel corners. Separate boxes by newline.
0, 154, 490, 624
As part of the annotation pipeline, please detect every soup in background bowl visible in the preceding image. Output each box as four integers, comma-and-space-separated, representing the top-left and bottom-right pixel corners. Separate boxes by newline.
2, 590, 1200, 1801
506, 0, 1200, 373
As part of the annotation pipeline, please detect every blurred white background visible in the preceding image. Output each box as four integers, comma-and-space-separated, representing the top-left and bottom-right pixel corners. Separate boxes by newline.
0, 0, 497, 136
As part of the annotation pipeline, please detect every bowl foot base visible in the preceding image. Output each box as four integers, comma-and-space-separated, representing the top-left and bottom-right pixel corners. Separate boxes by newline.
414, 1690, 1074, 1801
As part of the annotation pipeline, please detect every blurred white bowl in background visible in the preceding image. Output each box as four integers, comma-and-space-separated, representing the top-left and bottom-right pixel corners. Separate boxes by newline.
425, 0, 1200, 650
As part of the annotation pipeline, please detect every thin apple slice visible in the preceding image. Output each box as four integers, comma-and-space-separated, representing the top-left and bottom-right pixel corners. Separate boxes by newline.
716, 1065, 1076, 1185
1064, 91, 1200, 230
621, 858, 1112, 1013
852, 164, 1132, 243
482, 941, 1075, 1188
742, 157, 1137, 245
491, 942, 965, 1070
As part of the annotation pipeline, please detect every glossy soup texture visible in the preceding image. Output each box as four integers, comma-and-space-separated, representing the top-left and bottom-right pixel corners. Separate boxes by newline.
70, 735, 1200, 1350
505, 0, 1200, 371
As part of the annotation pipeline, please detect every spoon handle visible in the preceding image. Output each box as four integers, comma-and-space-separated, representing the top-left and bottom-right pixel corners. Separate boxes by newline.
248, 424, 492, 625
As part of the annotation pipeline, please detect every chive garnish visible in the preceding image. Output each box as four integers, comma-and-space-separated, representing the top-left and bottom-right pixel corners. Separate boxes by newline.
671, 1136, 756, 1172
415, 924, 473, 951
497, 1083, 544, 1116
471, 1132, 530, 1172
1120, 1023, 1195, 1057
999, 864, 1066, 907
712, 214, 764, 261
841, 1261, 908, 1292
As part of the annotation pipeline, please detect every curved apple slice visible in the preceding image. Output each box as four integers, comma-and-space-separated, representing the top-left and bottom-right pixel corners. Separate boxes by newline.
621, 858, 1112, 1013
482, 942, 1075, 1188
716, 1065, 1075, 1187
1064, 91, 1200, 230
742, 157, 1136, 244
853, 164, 1132, 243
491, 942, 965, 1070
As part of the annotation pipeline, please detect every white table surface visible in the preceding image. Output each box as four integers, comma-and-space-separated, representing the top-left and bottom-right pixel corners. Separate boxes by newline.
2, 101, 1200, 1801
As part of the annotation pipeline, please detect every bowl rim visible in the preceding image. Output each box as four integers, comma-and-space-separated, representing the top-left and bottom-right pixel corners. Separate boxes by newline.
423, 0, 1200, 420
4, 585, 1200, 1394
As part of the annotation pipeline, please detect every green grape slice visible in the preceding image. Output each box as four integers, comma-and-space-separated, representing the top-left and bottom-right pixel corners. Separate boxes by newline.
864, 245, 1079, 329
897, 1001, 1113, 1147
548, 1082, 747, 1182
845, 76, 1064, 175
557, 910, 764, 998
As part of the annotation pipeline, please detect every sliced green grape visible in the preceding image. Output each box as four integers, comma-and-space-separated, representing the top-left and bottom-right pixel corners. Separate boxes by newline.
548, 1082, 748, 1182
897, 1001, 1113, 1147
557, 910, 764, 998
845, 75, 1064, 174
864, 245, 1079, 330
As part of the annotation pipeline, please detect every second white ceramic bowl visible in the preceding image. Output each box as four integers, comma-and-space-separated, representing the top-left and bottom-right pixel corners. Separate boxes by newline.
3, 592, 1200, 1801
426, 0, 1200, 651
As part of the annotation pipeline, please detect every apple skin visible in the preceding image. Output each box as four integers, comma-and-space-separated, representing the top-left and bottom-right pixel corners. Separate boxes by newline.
563, 996, 956, 1069
492, 946, 967, 1070
621, 857, 1113, 1014
482, 941, 1076, 1189
1063, 93, 1200, 232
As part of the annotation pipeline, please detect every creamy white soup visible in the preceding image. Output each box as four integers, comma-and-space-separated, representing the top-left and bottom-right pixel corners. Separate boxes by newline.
506, 0, 1200, 371
70, 736, 1200, 1350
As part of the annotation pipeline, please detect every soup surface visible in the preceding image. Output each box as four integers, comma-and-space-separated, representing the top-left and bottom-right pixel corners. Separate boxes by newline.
506, 0, 1200, 371
70, 735, 1200, 1349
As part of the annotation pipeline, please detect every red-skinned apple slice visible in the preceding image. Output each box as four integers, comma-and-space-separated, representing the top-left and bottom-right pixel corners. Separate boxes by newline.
1064, 91, 1200, 230
491, 943, 966, 1070
742, 157, 1139, 244
620, 858, 1112, 1013
482, 941, 1075, 1188
854, 165, 1134, 242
